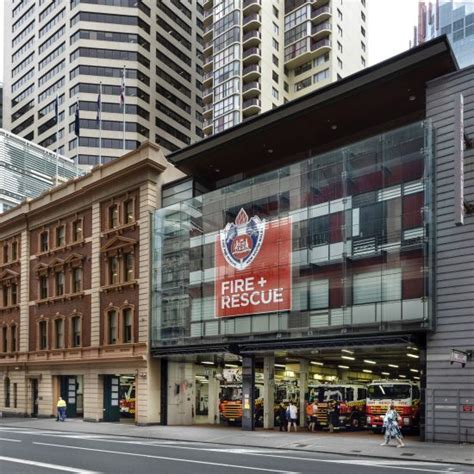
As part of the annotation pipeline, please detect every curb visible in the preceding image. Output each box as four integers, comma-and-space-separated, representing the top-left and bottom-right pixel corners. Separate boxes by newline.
2, 423, 473, 468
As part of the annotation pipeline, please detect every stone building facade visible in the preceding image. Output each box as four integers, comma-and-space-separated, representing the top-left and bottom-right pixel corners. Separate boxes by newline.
0, 142, 182, 423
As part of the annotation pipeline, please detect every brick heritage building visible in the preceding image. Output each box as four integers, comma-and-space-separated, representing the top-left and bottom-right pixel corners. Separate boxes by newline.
0, 143, 182, 422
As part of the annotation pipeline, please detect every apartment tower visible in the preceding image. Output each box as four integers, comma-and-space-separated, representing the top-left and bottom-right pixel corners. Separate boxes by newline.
202, 0, 368, 136
3, 0, 204, 166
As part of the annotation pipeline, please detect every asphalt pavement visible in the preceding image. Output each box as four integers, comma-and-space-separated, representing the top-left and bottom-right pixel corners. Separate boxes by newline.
0, 426, 473, 474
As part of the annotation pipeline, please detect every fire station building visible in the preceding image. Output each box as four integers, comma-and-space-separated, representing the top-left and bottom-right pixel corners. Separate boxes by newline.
0, 37, 472, 444
151, 37, 473, 443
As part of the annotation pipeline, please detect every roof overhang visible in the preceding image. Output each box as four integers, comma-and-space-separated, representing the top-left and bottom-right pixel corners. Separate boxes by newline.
169, 36, 458, 188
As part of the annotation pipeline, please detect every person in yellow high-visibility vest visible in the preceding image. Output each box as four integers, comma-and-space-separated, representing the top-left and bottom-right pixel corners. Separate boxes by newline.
56, 397, 67, 422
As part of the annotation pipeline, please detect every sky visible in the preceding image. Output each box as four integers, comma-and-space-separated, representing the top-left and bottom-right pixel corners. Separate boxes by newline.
0, 0, 419, 82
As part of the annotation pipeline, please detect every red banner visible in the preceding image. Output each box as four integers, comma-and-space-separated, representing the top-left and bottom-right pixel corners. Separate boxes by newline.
215, 209, 292, 318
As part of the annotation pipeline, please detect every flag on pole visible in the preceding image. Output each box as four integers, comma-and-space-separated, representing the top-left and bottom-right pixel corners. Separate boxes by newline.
54, 94, 59, 124
74, 101, 80, 137
96, 84, 102, 123
120, 67, 126, 109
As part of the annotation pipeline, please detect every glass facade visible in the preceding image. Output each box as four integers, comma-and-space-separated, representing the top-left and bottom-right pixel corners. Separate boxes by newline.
151, 122, 433, 348
0, 129, 78, 213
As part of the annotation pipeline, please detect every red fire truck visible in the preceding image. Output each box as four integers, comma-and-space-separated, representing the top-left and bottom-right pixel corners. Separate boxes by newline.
366, 380, 420, 432
308, 383, 367, 430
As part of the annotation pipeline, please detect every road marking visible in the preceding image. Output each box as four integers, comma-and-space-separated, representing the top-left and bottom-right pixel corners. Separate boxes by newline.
33, 442, 300, 474
0, 437, 21, 442
0, 456, 101, 474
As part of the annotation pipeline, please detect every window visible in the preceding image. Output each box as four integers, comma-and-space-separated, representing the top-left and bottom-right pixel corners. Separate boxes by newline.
273, 22, 279, 34
40, 275, 48, 299
124, 254, 134, 282
72, 268, 82, 293
284, 82, 289, 92
109, 205, 119, 229
337, 25, 343, 36
123, 200, 134, 225
337, 8, 343, 20
313, 68, 330, 83
11, 325, 17, 352
56, 226, 65, 248
108, 256, 119, 285
361, 41, 366, 52
361, 11, 366, 22
272, 71, 279, 84
2, 327, 7, 352
40, 231, 49, 252
361, 56, 366, 67
273, 38, 279, 50
353, 269, 401, 304
3, 245, 8, 264
39, 321, 48, 350
361, 26, 366, 37
294, 77, 311, 92
273, 6, 279, 17
123, 308, 133, 343
55, 272, 65, 296
72, 316, 81, 347
72, 219, 83, 242
11, 284, 18, 306
4, 377, 10, 408
272, 87, 279, 100
337, 57, 343, 69
337, 41, 343, 53
272, 54, 279, 67
2, 287, 8, 307
11, 242, 18, 261
107, 310, 118, 344
55, 318, 64, 349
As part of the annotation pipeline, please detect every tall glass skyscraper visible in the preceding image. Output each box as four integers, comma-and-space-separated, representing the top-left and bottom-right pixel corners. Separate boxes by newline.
415, 0, 474, 68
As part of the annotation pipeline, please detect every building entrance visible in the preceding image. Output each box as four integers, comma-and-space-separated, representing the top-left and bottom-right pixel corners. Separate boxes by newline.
164, 338, 424, 438
59, 375, 84, 418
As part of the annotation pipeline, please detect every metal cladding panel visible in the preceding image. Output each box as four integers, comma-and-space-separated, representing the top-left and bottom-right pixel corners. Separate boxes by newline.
425, 67, 474, 443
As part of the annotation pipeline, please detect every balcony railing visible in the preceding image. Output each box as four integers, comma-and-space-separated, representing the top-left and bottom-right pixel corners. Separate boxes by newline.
243, 13, 261, 26
311, 38, 331, 51
243, 81, 260, 92
243, 47, 261, 59
312, 22, 331, 35
242, 64, 261, 76
243, 0, 261, 9
243, 98, 261, 109
312, 5, 331, 19
243, 30, 261, 43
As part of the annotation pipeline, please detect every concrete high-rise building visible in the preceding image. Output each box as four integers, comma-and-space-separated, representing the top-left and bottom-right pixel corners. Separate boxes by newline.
0, 83, 3, 128
201, 0, 368, 136
415, 0, 474, 68
2, 0, 204, 166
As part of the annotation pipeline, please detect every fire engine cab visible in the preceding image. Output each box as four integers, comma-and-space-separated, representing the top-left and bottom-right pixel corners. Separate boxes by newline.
366, 380, 420, 432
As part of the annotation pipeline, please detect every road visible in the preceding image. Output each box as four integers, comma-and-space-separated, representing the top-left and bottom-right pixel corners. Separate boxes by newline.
0, 425, 472, 474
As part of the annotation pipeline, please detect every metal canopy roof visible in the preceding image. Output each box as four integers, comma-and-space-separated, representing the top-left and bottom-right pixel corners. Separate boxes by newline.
168, 36, 458, 189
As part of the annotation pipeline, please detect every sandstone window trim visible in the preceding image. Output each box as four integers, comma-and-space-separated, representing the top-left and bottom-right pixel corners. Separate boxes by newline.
105, 307, 119, 345
39, 230, 50, 253
37, 318, 49, 351
53, 315, 66, 350
103, 305, 135, 346
101, 236, 137, 290
70, 313, 82, 348
55, 224, 66, 249
71, 217, 84, 243
122, 305, 135, 344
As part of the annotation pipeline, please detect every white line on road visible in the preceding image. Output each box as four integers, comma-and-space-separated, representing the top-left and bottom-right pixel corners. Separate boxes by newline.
0, 456, 101, 474
0, 437, 21, 442
33, 441, 300, 474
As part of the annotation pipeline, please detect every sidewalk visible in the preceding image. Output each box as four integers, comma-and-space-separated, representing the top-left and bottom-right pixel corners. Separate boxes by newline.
1, 417, 472, 467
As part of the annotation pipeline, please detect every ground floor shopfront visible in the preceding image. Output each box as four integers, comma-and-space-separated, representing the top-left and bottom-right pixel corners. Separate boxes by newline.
0, 357, 162, 424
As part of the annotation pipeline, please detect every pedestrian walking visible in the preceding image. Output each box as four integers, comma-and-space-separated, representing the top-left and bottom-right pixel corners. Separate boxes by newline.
308, 399, 318, 432
380, 403, 405, 447
277, 402, 287, 431
56, 396, 67, 422
287, 401, 298, 432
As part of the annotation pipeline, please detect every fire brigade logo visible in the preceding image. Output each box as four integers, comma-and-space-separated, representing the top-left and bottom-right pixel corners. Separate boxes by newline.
220, 208, 265, 271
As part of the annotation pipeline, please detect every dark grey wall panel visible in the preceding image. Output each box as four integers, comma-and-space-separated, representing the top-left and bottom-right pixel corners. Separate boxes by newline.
425, 67, 474, 443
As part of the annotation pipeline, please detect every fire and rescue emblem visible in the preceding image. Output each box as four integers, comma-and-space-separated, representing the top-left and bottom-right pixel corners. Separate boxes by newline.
220, 208, 265, 271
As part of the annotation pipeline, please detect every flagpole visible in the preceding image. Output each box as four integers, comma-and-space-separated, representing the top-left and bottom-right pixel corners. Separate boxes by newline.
99, 82, 102, 166
122, 65, 126, 153
55, 94, 59, 181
